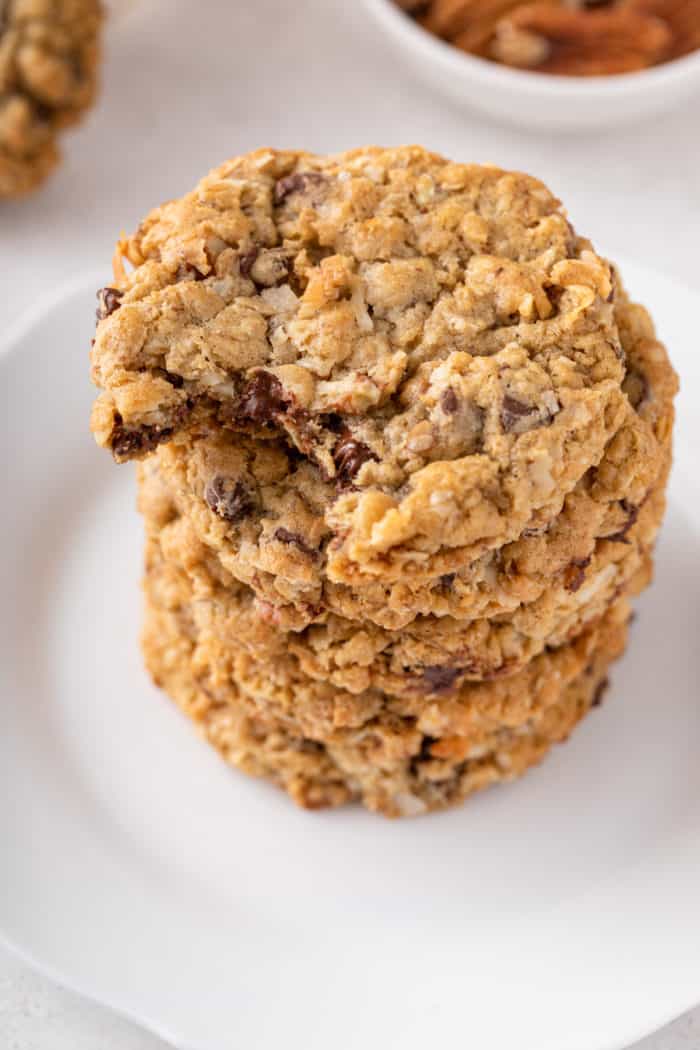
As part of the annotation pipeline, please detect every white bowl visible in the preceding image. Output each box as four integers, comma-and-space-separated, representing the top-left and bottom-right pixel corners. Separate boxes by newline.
362, 0, 700, 130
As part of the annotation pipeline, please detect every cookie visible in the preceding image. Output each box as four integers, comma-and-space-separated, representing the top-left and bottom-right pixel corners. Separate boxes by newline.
142, 572, 629, 816
139, 282, 674, 630
0, 0, 102, 198
141, 511, 631, 757
91, 146, 634, 577
140, 460, 662, 694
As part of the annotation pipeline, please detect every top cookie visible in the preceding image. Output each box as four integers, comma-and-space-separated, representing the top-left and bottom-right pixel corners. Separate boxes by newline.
90, 146, 627, 571
0, 0, 102, 197
141, 284, 676, 631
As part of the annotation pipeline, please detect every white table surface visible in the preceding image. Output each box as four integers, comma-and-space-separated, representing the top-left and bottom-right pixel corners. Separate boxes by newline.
1, 1, 698, 1046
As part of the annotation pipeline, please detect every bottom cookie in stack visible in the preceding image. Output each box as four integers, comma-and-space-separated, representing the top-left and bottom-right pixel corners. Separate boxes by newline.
141, 517, 632, 817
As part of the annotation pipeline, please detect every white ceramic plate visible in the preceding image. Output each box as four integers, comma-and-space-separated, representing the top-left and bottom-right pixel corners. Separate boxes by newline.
0, 262, 698, 1050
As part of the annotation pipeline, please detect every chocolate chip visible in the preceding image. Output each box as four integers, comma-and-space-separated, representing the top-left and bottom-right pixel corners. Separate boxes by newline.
591, 678, 609, 708
409, 734, 439, 775
333, 432, 375, 485
273, 527, 317, 558
273, 171, 327, 205
438, 572, 455, 592
237, 372, 289, 426
563, 556, 591, 592
417, 735, 438, 760
239, 247, 259, 277
323, 412, 344, 433
500, 395, 536, 432
441, 388, 459, 413
96, 287, 122, 321
204, 477, 255, 523
603, 500, 639, 543
110, 402, 191, 460
421, 666, 462, 693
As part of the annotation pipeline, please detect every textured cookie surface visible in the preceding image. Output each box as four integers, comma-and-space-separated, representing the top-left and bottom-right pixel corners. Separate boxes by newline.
92, 144, 677, 816
142, 564, 629, 816
0, 0, 102, 197
139, 459, 661, 696
140, 282, 675, 628
142, 508, 633, 738
91, 146, 634, 577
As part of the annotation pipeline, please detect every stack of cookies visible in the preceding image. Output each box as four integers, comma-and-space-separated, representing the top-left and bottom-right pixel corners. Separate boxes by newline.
89, 147, 677, 816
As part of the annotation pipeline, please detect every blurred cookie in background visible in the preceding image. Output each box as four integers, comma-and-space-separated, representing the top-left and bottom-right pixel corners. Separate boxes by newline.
0, 0, 103, 198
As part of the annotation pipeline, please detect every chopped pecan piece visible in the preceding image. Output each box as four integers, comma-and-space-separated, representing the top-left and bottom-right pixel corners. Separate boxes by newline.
420, 0, 520, 40
491, 4, 672, 74
625, 0, 700, 60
